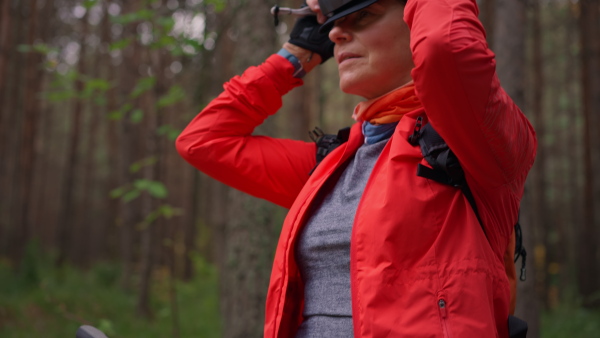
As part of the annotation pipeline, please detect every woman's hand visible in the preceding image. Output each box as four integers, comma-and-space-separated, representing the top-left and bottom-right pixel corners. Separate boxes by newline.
282, 2, 334, 73
307, 0, 327, 24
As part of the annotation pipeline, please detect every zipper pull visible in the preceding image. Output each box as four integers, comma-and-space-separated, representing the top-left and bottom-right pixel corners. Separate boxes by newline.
408, 116, 423, 145
438, 299, 448, 318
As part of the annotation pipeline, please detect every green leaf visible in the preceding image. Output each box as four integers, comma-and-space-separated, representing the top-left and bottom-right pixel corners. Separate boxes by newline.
83, 0, 98, 10
108, 111, 122, 120
110, 186, 127, 198
157, 85, 185, 108
122, 190, 141, 202
130, 76, 156, 98
205, 0, 226, 12
134, 179, 168, 199
157, 17, 175, 32
147, 181, 168, 199
107, 103, 132, 120
32, 43, 56, 54
182, 38, 202, 51
130, 109, 144, 123
17, 45, 32, 53
96, 319, 116, 337
109, 38, 132, 51
19, 43, 57, 54
152, 35, 177, 49
93, 95, 107, 106
133, 179, 150, 190
111, 9, 154, 24
46, 90, 76, 102
157, 124, 181, 141
129, 156, 158, 173
170, 46, 184, 57
86, 78, 112, 92
158, 205, 182, 219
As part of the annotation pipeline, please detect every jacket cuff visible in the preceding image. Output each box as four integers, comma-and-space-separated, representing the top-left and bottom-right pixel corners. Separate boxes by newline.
261, 54, 304, 96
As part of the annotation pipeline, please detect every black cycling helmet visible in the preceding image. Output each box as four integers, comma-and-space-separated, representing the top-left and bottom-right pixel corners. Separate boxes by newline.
318, 0, 379, 32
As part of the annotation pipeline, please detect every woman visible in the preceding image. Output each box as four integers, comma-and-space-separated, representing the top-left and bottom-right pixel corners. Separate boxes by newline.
176, 0, 537, 337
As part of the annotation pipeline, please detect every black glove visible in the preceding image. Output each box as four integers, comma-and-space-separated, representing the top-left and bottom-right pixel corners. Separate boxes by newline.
288, 15, 334, 63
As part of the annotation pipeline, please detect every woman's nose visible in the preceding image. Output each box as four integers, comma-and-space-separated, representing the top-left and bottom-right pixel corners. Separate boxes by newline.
329, 25, 351, 43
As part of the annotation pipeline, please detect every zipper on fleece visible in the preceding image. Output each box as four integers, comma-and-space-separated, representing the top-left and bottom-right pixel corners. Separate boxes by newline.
438, 298, 452, 338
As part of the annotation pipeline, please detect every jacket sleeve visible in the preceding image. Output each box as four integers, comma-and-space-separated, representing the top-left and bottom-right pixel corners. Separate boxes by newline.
405, 0, 536, 192
176, 55, 317, 209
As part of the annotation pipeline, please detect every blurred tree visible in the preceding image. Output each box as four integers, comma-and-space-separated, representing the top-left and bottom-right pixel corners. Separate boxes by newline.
56, 2, 89, 269
578, 0, 600, 309
205, 0, 285, 336
494, 0, 541, 336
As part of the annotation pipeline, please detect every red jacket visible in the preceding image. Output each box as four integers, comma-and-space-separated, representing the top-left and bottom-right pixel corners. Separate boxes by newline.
176, 0, 537, 337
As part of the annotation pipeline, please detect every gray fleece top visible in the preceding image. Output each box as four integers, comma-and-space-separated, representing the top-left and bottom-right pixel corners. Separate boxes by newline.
295, 132, 391, 338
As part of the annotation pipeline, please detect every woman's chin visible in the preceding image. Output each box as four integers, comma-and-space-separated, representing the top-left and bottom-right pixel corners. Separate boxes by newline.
339, 78, 370, 99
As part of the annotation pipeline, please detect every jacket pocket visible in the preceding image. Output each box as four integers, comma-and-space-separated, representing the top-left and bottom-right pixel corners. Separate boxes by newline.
438, 298, 452, 338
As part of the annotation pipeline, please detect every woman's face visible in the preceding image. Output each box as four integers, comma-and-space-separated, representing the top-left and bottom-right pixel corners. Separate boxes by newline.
329, 0, 413, 99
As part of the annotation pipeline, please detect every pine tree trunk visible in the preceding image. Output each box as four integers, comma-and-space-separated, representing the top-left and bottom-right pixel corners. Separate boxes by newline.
0, 0, 14, 257
118, 0, 140, 290
206, 1, 284, 336
55, 7, 89, 268
494, 0, 541, 336
578, 0, 600, 308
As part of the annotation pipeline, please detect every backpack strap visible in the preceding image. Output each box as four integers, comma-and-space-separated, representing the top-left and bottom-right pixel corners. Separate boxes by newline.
409, 117, 527, 278
412, 121, 485, 235
514, 220, 527, 281
308, 126, 350, 175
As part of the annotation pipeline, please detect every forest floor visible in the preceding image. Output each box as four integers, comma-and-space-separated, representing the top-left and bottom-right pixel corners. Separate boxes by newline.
0, 252, 221, 338
0, 250, 599, 338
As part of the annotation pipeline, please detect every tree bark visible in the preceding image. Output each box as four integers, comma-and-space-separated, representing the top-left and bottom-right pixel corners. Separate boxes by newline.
478, 0, 495, 47
17, 0, 43, 267
101, 0, 120, 261
118, 0, 140, 290
0, 0, 14, 256
205, 1, 284, 336
494, 0, 540, 336
578, 0, 600, 308
55, 6, 88, 268
4, 1, 26, 262
529, 0, 549, 310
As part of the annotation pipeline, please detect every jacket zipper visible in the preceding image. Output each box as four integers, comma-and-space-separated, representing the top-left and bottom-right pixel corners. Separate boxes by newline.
438, 298, 452, 338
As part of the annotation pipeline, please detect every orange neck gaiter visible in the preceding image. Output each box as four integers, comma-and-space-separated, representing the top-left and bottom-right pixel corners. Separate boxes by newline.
352, 82, 422, 125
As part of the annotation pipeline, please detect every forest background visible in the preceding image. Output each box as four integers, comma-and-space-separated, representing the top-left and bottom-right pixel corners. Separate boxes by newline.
1, 0, 600, 337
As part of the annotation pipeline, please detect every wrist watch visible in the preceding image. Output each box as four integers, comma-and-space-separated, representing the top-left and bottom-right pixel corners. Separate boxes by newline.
277, 48, 306, 78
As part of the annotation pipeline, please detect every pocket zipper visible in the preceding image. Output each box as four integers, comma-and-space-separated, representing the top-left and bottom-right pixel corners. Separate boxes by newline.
438, 298, 452, 338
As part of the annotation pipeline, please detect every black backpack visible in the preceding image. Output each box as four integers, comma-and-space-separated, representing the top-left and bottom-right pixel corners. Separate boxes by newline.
309, 118, 528, 338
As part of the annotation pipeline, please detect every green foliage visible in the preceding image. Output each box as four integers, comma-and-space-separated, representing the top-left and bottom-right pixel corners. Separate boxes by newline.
19, 240, 43, 287
110, 179, 168, 202
156, 17, 175, 33
157, 85, 185, 108
82, 0, 98, 10
108, 103, 132, 120
157, 124, 182, 141
141, 204, 183, 227
205, 0, 227, 12
109, 38, 133, 51
81, 77, 112, 103
111, 9, 154, 25
92, 262, 120, 288
134, 179, 168, 199
0, 251, 221, 337
542, 305, 600, 338
129, 108, 144, 123
130, 76, 156, 99
129, 156, 158, 173
17, 43, 59, 55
